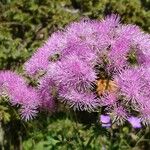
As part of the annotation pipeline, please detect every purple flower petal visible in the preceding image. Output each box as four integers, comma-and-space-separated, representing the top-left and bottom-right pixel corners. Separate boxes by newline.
102, 123, 111, 128
100, 115, 111, 124
128, 116, 142, 128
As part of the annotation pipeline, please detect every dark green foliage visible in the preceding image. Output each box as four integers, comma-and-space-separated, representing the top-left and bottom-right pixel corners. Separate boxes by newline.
0, 0, 80, 70
103, 0, 150, 32
0, 0, 150, 149
21, 113, 150, 150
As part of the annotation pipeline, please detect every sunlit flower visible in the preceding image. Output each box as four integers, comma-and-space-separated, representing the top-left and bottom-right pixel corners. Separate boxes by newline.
1, 14, 150, 124
0, 71, 39, 120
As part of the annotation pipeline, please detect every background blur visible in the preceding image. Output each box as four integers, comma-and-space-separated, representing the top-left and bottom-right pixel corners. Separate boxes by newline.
0, 0, 150, 149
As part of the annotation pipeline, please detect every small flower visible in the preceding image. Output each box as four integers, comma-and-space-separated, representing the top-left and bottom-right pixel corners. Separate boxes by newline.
0, 71, 40, 120
140, 105, 150, 125
100, 115, 111, 128
48, 55, 96, 92
20, 105, 38, 121
128, 116, 141, 128
107, 37, 130, 72
65, 42, 97, 65
100, 93, 117, 106
24, 31, 68, 76
115, 68, 145, 103
60, 89, 99, 111
109, 105, 128, 125
100, 115, 111, 124
38, 74, 56, 111
101, 14, 120, 29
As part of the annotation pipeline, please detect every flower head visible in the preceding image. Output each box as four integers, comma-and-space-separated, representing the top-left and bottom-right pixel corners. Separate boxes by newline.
24, 31, 68, 76
100, 115, 111, 128
48, 55, 96, 92
2, 14, 150, 124
128, 116, 141, 128
100, 115, 111, 124
38, 75, 56, 111
60, 89, 99, 111
109, 105, 128, 125
0, 71, 40, 120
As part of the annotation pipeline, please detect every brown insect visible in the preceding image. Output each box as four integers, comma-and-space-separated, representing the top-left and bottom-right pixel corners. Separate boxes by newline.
96, 79, 118, 96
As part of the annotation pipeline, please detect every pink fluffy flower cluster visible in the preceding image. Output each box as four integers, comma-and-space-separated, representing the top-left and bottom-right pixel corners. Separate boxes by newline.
0, 15, 150, 127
